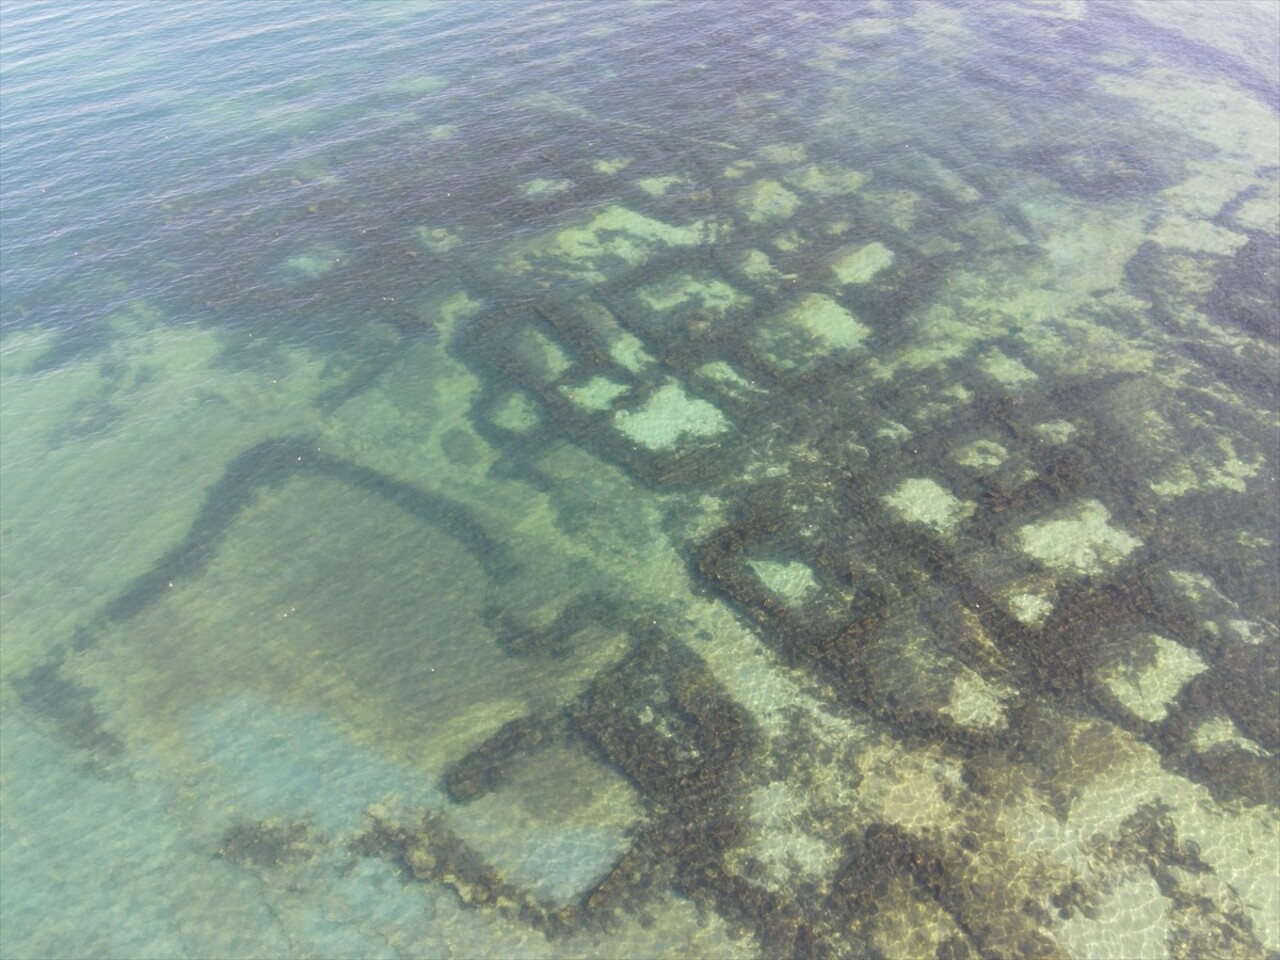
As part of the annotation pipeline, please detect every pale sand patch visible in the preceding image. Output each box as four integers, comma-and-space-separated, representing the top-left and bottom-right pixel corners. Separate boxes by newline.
737, 179, 802, 223
614, 383, 729, 450
786, 293, 870, 351
560, 377, 628, 412
1019, 500, 1141, 575
829, 241, 895, 284
953, 439, 1008, 470
882, 478, 974, 535
748, 559, 820, 605
1102, 635, 1207, 723
1009, 592, 1054, 626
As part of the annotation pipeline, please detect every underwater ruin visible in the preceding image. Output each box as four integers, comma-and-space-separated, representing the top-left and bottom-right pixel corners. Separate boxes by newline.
1, 2, 1277, 957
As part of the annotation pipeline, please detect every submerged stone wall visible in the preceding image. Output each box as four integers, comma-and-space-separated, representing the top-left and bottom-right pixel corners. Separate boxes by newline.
8, 3, 1277, 957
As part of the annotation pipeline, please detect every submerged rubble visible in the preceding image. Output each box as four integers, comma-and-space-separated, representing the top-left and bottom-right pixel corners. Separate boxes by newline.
5, 2, 1277, 958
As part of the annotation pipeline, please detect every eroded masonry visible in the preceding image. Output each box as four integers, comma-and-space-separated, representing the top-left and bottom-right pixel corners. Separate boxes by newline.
10, 9, 1279, 958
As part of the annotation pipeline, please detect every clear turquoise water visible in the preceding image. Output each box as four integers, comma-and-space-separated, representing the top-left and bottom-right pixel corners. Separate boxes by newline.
2, 2, 1277, 958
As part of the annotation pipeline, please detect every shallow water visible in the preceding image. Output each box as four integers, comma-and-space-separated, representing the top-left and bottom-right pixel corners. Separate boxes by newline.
1, 2, 1277, 957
